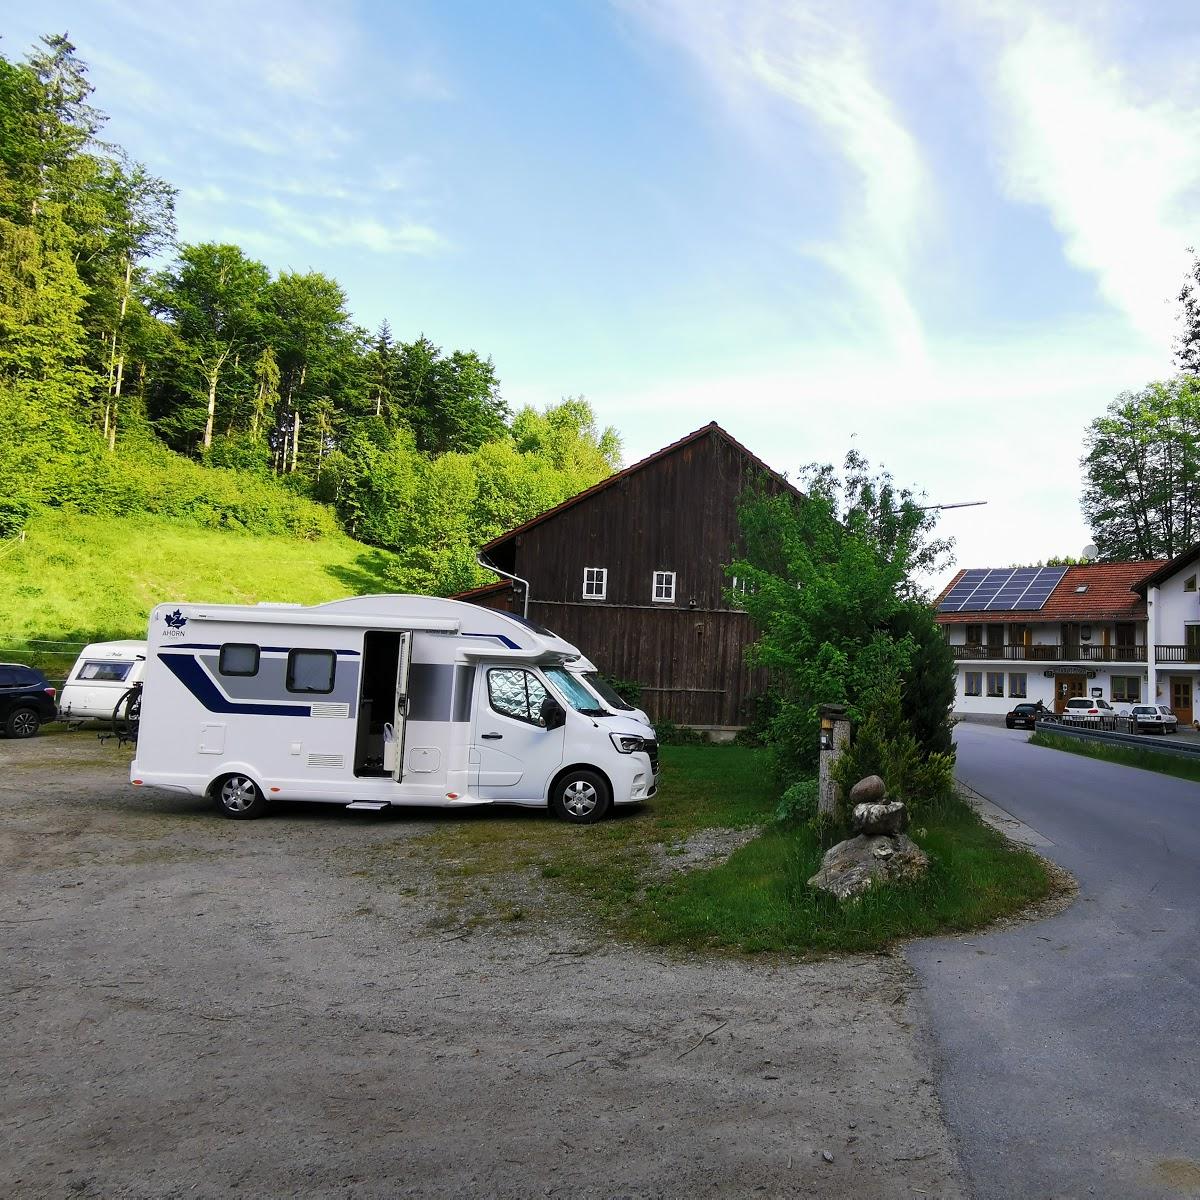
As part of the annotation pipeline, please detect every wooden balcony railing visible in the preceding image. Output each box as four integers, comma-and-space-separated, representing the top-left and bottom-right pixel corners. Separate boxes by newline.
950, 644, 1147, 663
1154, 645, 1200, 664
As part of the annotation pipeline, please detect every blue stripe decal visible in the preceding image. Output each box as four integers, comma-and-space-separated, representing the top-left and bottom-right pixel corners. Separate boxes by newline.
461, 632, 521, 649
159, 653, 312, 717
164, 644, 359, 656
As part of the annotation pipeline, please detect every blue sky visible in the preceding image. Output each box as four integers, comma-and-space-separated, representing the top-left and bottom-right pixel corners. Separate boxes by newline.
6, 0, 1200, 582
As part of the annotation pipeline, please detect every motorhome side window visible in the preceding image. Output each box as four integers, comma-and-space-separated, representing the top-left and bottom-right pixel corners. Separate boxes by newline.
487, 668, 548, 725
218, 643, 260, 677
286, 648, 336, 694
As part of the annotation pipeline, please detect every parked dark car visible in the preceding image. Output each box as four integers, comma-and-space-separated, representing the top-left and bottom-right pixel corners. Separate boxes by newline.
0, 663, 58, 738
1005, 701, 1049, 730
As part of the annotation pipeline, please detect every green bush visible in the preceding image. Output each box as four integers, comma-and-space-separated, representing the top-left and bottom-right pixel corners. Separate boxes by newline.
604, 677, 644, 708
773, 777, 818, 825
654, 720, 708, 746
0, 498, 32, 539
832, 677, 956, 824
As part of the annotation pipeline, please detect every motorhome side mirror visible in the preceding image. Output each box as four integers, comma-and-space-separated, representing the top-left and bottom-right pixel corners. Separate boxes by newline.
540, 697, 566, 730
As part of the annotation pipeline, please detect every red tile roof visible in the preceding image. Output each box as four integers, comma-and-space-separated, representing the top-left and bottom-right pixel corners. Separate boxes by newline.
934, 561, 1165, 623
479, 421, 801, 554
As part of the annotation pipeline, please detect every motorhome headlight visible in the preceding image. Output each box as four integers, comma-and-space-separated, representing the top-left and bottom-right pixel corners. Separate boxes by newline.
610, 733, 645, 754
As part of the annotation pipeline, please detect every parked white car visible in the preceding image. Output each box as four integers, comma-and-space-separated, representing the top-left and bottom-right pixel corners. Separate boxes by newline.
1118, 704, 1177, 734
1061, 697, 1116, 724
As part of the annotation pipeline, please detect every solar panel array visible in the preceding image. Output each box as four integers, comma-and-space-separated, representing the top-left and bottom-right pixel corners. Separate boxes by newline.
937, 567, 1068, 613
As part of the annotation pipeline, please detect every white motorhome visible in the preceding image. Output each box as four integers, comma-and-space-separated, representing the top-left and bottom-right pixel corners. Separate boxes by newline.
131, 595, 658, 823
60, 640, 147, 722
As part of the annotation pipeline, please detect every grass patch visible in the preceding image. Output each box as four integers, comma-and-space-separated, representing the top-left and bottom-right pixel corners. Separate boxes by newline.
634, 797, 1050, 953
414, 744, 775, 930
1030, 729, 1200, 784
417, 744, 1052, 952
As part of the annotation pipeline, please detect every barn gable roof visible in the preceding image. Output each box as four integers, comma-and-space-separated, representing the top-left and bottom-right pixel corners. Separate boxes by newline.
479, 421, 801, 555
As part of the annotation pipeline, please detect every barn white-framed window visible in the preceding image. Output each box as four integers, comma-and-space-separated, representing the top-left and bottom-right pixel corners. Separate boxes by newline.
730, 576, 757, 598
582, 567, 607, 600
652, 571, 676, 603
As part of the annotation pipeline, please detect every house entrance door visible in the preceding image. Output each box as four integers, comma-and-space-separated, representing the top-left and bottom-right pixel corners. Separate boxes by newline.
1054, 675, 1086, 713
1171, 678, 1193, 725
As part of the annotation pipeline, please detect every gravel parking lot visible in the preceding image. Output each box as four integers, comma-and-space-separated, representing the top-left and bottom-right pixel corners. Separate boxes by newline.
2, 730, 966, 1199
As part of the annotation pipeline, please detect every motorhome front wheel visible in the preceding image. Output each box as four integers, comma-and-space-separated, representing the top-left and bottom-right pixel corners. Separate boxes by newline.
551, 769, 612, 824
213, 773, 267, 820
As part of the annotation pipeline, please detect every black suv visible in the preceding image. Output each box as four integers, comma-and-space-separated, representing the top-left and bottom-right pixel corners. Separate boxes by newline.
0, 663, 58, 738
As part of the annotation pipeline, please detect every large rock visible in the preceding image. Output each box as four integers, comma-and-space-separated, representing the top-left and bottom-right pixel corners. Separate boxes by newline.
848, 775, 886, 805
807, 833, 930, 901
852, 800, 909, 836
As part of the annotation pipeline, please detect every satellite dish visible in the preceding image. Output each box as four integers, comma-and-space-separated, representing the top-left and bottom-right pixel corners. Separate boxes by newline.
1082, 544, 1098, 560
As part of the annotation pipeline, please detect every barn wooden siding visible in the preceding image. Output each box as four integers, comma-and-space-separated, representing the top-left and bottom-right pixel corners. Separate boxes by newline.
466, 424, 796, 727
529, 601, 769, 726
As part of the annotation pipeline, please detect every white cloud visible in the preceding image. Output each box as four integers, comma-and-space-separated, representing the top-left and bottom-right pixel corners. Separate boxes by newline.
620, 0, 931, 363
978, 6, 1200, 350
593, 318, 1163, 586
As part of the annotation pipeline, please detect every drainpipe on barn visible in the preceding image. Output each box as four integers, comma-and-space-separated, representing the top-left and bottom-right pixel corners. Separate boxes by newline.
477, 552, 532, 620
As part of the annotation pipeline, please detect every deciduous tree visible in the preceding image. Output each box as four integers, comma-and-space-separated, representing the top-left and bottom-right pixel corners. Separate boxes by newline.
1081, 377, 1200, 560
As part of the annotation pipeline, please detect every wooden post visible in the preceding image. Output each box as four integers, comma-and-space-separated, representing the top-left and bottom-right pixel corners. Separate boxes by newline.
818, 704, 850, 817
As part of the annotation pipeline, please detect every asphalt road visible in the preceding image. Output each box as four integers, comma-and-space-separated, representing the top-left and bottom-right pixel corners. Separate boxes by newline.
907, 722, 1200, 1200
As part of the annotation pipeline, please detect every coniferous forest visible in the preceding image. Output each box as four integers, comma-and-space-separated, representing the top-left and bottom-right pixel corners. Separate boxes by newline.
0, 35, 622, 600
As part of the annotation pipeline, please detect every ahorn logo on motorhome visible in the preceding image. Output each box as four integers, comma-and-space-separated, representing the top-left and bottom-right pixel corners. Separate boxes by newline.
162, 609, 188, 638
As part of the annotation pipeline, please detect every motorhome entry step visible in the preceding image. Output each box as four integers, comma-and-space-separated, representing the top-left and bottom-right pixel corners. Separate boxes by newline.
345, 801, 391, 812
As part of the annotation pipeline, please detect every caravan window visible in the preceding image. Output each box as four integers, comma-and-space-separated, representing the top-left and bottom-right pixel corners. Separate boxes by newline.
219, 643, 260, 677
286, 649, 336, 694
487, 668, 548, 725
78, 660, 134, 682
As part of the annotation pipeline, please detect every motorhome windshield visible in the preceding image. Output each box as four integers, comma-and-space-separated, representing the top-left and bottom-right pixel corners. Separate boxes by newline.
580, 671, 633, 711
543, 666, 607, 716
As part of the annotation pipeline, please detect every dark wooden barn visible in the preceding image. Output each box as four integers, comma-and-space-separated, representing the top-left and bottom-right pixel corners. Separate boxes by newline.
455, 422, 801, 730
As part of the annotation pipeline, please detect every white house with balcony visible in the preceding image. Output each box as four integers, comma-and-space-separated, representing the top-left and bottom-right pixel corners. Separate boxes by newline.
1134, 547, 1200, 725
936, 561, 1166, 719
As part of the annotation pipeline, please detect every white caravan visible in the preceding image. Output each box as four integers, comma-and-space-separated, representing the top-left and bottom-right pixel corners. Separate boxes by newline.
131, 595, 658, 823
60, 640, 147, 722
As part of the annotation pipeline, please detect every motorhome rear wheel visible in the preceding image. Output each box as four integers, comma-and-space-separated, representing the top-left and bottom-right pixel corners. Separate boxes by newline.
214, 774, 267, 820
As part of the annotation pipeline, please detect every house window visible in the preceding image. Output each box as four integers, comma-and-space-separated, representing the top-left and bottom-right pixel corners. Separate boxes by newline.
730, 576, 756, 596
652, 571, 676, 603
964, 624, 983, 646
286, 649, 336, 694
219, 643, 260, 677
487, 668, 549, 725
582, 567, 607, 600
964, 672, 982, 697
1111, 676, 1140, 702
1185, 575, 1197, 592
986, 672, 1005, 697
1009, 673, 1027, 698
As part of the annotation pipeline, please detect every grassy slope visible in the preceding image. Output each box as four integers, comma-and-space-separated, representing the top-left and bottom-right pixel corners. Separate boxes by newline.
0, 508, 394, 673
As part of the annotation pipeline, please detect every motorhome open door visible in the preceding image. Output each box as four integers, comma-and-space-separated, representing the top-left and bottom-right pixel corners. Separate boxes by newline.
392, 630, 412, 782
